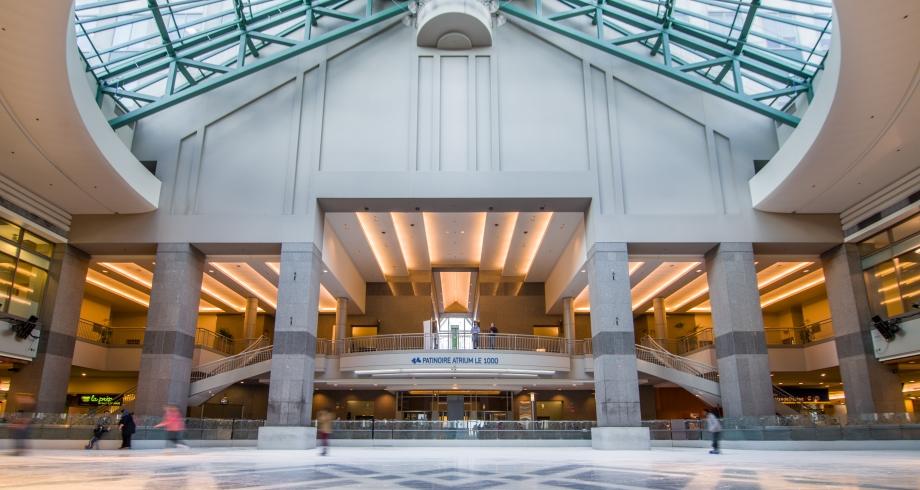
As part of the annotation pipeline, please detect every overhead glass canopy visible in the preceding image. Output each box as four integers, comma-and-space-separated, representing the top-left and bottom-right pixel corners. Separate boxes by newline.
74, 0, 832, 128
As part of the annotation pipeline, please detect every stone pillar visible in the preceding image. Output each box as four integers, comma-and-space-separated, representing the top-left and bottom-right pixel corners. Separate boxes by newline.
258, 242, 322, 449
652, 297, 667, 341
8, 244, 89, 413
135, 243, 204, 417
586, 242, 650, 449
705, 243, 774, 418
562, 296, 575, 341
334, 297, 348, 341
243, 297, 259, 339
821, 244, 903, 418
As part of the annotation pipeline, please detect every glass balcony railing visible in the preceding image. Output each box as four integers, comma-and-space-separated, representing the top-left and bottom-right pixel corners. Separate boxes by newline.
650, 319, 835, 355
74, 319, 260, 356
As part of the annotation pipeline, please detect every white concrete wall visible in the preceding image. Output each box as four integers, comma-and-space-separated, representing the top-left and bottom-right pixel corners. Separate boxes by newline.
68, 18, 842, 249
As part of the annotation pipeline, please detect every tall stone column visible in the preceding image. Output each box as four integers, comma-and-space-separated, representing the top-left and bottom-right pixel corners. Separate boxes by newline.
821, 244, 903, 418
562, 296, 575, 342
8, 244, 89, 413
135, 243, 204, 417
705, 242, 774, 418
586, 242, 650, 449
334, 297, 348, 341
258, 242, 323, 449
243, 297, 259, 339
652, 297, 667, 341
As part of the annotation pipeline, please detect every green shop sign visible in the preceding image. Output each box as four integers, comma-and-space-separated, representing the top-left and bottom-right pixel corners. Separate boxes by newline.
77, 394, 122, 406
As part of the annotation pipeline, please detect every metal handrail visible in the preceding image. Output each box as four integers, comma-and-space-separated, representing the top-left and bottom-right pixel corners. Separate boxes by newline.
340, 332, 570, 354
190, 345, 274, 382
635, 336, 719, 383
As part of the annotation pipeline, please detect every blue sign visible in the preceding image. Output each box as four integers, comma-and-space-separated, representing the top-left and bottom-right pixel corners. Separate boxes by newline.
411, 356, 499, 365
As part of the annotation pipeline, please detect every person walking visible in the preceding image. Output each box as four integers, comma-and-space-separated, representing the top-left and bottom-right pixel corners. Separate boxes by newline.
85, 423, 109, 450
317, 410, 333, 456
118, 409, 136, 449
488, 322, 498, 349
155, 405, 188, 449
471, 321, 481, 349
706, 409, 722, 454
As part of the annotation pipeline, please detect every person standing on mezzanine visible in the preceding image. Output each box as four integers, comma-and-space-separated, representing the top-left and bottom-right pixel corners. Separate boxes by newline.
471, 321, 481, 349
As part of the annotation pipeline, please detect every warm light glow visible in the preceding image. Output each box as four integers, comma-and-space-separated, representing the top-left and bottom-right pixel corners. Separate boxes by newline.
881, 289, 920, 305
516, 212, 553, 280
265, 262, 281, 275
210, 262, 278, 309
482, 212, 518, 272
98, 262, 154, 288
664, 273, 709, 312
318, 284, 337, 312
573, 285, 590, 312
878, 274, 920, 293
391, 212, 426, 271
423, 212, 487, 266
628, 262, 644, 276
756, 262, 812, 290
631, 262, 701, 310
357, 213, 401, 277
201, 273, 247, 311
439, 271, 472, 312
759, 270, 826, 308
0, 278, 33, 293
86, 269, 149, 307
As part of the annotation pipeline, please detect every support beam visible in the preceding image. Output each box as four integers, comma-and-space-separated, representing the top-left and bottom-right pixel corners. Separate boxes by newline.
705, 242, 774, 418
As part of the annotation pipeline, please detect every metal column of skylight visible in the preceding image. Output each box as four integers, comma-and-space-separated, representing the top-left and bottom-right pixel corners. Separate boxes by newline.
74, 0, 410, 128
500, 0, 832, 126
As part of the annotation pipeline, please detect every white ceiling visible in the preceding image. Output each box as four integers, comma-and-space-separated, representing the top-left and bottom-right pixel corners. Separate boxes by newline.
751, 1, 920, 213
326, 212, 583, 283
0, 1, 160, 215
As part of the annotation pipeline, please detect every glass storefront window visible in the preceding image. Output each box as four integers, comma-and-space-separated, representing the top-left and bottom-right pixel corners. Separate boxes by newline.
865, 250, 920, 319
0, 219, 53, 319
858, 230, 890, 256
21, 232, 53, 258
0, 218, 21, 244
7, 263, 47, 318
891, 215, 920, 243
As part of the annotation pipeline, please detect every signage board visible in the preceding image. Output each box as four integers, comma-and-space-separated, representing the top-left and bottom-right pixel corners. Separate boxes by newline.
76, 394, 122, 406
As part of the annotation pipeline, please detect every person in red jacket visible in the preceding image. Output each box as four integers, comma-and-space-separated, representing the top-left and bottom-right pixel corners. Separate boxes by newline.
155, 405, 188, 449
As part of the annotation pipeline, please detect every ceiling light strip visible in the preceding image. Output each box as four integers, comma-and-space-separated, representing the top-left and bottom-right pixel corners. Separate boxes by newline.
356, 213, 395, 278
210, 263, 277, 309
632, 262, 701, 311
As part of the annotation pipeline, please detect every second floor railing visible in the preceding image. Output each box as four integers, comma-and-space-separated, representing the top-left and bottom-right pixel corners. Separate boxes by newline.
651, 319, 835, 355
341, 333, 571, 354
75, 319, 262, 356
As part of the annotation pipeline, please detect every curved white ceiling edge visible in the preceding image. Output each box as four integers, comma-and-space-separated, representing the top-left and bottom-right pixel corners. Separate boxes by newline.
748, 10, 841, 213
64, 11, 161, 214
750, 1, 920, 214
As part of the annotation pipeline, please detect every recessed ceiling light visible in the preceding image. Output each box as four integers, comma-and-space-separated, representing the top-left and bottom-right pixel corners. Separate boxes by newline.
798, 382, 804, 385
581, 269, 586, 273
803, 269, 810, 273
696, 269, 702, 273
820, 373, 826, 377
102, 270, 109, 274
209, 270, 215, 273
81, 372, 86, 376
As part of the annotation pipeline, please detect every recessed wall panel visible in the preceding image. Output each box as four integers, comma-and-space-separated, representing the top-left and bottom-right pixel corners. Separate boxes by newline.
320, 27, 411, 171
496, 26, 589, 171
440, 56, 469, 171
194, 81, 295, 215
616, 82, 718, 215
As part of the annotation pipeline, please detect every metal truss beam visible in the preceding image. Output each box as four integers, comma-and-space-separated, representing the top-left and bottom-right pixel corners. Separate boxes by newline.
500, 1, 812, 126
90, 1, 408, 129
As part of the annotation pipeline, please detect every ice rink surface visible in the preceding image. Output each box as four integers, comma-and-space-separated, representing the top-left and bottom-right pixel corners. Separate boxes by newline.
1, 446, 919, 489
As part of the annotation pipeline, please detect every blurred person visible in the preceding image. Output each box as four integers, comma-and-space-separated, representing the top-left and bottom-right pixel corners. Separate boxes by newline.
9, 394, 35, 456
488, 322, 498, 349
317, 409, 333, 456
471, 321, 481, 349
85, 422, 109, 450
155, 405, 188, 449
118, 408, 136, 449
706, 408, 722, 454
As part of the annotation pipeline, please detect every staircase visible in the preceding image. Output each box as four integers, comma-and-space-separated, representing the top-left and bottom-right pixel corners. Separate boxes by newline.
637, 336, 799, 415
188, 336, 271, 405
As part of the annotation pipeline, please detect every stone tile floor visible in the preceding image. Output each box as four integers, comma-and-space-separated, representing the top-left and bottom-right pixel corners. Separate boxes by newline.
1, 447, 918, 489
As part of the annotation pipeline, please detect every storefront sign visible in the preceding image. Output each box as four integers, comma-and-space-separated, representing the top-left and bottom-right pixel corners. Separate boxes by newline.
411, 355, 500, 365
76, 394, 122, 406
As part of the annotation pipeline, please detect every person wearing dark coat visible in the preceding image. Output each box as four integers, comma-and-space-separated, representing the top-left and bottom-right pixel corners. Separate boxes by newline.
118, 409, 136, 449
85, 424, 109, 450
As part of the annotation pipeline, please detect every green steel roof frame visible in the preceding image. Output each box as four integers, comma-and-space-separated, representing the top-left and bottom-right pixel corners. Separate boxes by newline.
75, 0, 408, 129
75, 0, 830, 129
499, 0, 832, 127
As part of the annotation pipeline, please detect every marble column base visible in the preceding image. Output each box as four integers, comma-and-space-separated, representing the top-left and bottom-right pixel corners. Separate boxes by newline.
591, 427, 651, 450
257, 426, 317, 450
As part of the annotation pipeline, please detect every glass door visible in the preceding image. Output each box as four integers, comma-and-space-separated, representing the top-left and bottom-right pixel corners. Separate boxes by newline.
438, 316, 473, 349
